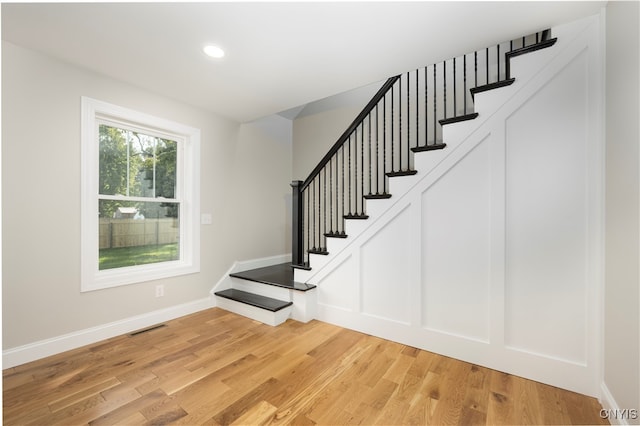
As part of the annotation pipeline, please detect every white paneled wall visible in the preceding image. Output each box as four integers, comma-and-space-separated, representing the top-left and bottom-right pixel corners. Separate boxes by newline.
304, 15, 603, 396
422, 138, 492, 343
504, 49, 590, 366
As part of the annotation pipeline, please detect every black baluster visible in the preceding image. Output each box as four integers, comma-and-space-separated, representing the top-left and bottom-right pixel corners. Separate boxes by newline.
425, 66, 428, 147
348, 134, 352, 215
399, 75, 402, 171
497, 44, 500, 82
454, 57, 457, 117
408, 71, 411, 167
376, 104, 380, 194
510, 40, 513, 52
341, 144, 345, 234
486, 47, 489, 84
383, 93, 387, 191
335, 152, 339, 233
433, 64, 437, 143
360, 123, 364, 214
391, 81, 395, 173
323, 166, 326, 240
415, 69, 419, 151
368, 114, 372, 196
522, 36, 525, 48
463, 54, 467, 115
536, 32, 539, 44
354, 127, 358, 214
474, 51, 478, 88
329, 158, 333, 234
443, 60, 447, 120
306, 187, 312, 251
312, 177, 316, 250
307, 191, 310, 262
317, 177, 321, 249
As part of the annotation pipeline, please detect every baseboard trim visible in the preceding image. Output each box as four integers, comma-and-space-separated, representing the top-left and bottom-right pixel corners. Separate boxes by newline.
600, 382, 632, 425
3, 297, 215, 369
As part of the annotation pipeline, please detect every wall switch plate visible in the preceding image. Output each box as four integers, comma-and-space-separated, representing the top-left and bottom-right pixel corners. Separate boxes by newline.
155, 285, 164, 297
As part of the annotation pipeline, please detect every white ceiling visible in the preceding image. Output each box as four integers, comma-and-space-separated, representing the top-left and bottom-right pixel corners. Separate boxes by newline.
2, 1, 605, 123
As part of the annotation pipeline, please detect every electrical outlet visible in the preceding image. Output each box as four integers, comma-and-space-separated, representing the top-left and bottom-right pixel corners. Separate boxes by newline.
155, 285, 164, 298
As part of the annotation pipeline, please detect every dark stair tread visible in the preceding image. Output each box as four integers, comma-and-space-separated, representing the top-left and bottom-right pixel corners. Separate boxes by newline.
386, 170, 418, 177
215, 288, 293, 312
230, 262, 316, 291
470, 78, 515, 99
325, 232, 348, 238
439, 113, 479, 126
364, 193, 392, 200
344, 213, 369, 220
308, 248, 329, 255
412, 143, 447, 153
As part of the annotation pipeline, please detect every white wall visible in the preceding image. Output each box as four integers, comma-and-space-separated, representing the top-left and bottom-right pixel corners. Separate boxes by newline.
2, 41, 291, 352
292, 82, 381, 180
604, 1, 640, 422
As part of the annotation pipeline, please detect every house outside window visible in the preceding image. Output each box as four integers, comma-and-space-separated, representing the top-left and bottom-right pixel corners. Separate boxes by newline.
81, 97, 200, 291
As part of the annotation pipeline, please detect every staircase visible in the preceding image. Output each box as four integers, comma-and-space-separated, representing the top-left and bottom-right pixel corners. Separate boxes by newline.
291, 30, 557, 280
214, 261, 317, 326
216, 29, 558, 326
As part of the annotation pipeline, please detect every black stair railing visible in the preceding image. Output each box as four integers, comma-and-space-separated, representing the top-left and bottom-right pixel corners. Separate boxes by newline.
292, 30, 553, 268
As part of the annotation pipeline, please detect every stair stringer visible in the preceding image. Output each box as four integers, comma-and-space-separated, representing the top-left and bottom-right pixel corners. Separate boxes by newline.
296, 14, 603, 397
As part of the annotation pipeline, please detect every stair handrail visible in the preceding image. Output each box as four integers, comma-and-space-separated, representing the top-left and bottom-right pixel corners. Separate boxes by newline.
300, 75, 400, 191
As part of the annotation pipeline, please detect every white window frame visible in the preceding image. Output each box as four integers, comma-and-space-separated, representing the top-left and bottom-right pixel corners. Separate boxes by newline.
81, 97, 200, 292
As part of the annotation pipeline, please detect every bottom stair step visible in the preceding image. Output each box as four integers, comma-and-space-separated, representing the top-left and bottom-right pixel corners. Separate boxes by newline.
215, 289, 293, 326
215, 289, 292, 312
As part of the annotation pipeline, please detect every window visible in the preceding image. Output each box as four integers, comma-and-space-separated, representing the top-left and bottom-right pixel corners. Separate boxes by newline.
81, 97, 200, 291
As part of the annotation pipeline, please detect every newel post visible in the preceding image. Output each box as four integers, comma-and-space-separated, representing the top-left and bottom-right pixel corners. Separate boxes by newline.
291, 180, 304, 266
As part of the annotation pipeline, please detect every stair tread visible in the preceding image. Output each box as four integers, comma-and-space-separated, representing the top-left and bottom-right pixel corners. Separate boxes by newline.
230, 263, 316, 291
470, 78, 515, 98
344, 214, 369, 220
386, 170, 418, 177
439, 113, 479, 126
325, 232, 348, 238
412, 143, 446, 153
364, 193, 392, 199
215, 288, 293, 312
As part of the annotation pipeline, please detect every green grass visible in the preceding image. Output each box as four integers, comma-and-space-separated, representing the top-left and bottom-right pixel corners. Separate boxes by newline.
99, 243, 179, 270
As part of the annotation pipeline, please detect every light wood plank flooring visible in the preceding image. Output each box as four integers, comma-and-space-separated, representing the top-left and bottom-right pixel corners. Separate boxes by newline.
3, 308, 607, 425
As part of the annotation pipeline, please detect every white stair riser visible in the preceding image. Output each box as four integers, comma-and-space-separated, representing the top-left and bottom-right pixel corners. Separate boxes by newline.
325, 237, 349, 254
231, 277, 291, 301
215, 296, 291, 326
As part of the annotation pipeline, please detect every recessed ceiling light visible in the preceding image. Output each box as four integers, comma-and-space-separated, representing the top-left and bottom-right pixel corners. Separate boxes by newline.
203, 45, 225, 59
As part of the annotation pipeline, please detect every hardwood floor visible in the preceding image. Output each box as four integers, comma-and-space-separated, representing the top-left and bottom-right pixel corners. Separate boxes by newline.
3, 308, 607, 425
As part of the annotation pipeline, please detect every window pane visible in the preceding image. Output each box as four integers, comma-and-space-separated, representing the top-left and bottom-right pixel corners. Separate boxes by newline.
98, 200, 180, 270
98, 125, 177, 199
155, 138, 177, 198
98, 124, 130, 196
